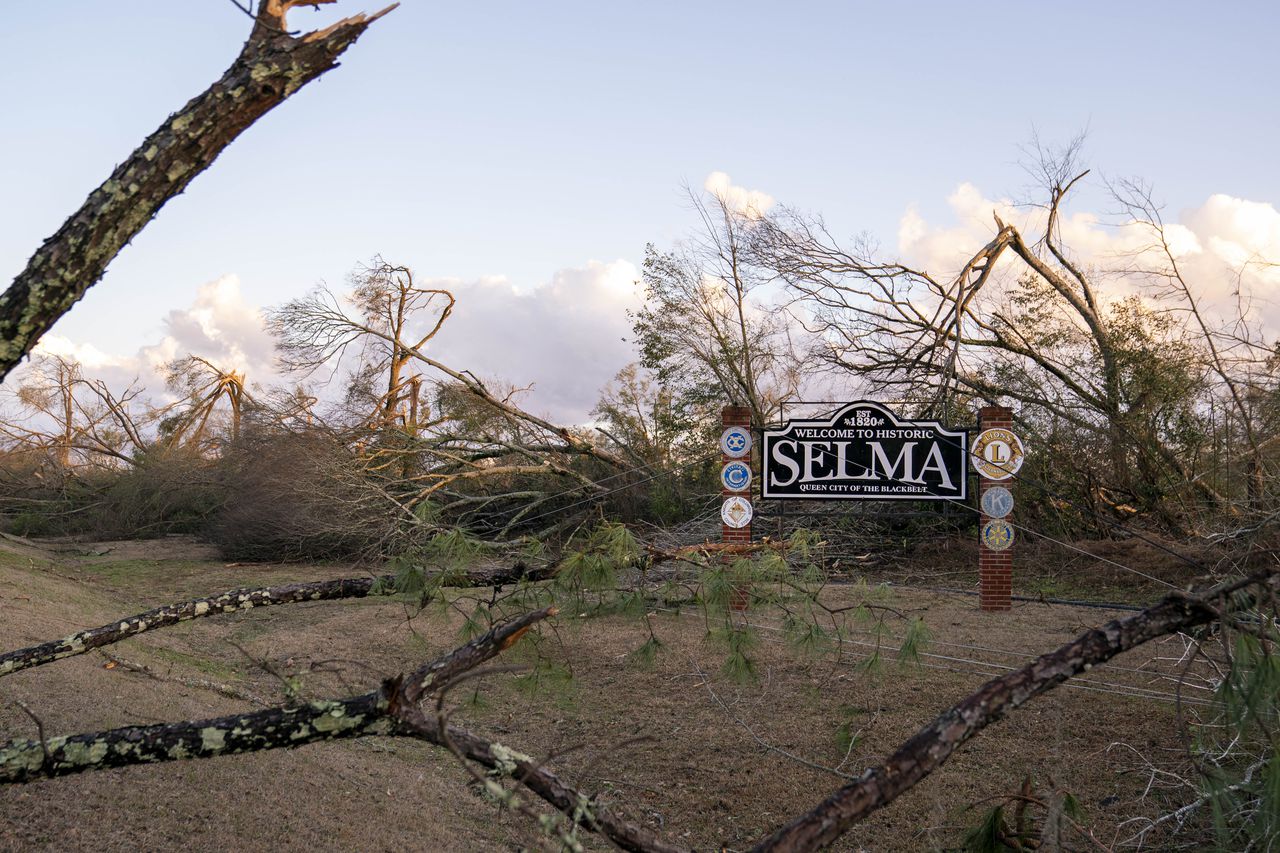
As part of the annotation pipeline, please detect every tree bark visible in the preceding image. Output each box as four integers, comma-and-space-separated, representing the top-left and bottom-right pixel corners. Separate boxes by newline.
393, 710, 688, 853
0, 606, 550, 784
0, 0, 395, 380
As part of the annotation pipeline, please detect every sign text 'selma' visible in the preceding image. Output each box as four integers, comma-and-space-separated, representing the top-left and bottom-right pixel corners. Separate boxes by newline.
762, 401, 968, 500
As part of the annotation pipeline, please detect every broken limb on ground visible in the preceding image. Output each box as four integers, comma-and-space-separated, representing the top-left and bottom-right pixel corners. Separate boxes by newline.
0, 536, 1260, 851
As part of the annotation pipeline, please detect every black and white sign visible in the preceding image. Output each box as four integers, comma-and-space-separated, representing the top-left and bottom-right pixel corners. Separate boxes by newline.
761, 401, 968, 500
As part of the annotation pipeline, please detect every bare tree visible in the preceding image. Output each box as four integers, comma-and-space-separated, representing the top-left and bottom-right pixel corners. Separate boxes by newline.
754, 147, 1260, 527
633, 188, 804, 433
1111, 178, 1280, 515
0, 354, 148, 469
260, 258, 632, 543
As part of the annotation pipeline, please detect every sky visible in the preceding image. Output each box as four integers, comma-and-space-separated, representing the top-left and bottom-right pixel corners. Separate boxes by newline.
3, 1, 1280, 423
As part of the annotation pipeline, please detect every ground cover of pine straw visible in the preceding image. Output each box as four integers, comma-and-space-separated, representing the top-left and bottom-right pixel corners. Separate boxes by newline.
0, 537, 1207, 851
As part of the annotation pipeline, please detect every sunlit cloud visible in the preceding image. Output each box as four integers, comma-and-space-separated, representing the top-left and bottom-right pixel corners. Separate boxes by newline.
704, 171, 775, 220
425, 259, 641, 424
896, 185, 1280, 332
22, 263, 642, 426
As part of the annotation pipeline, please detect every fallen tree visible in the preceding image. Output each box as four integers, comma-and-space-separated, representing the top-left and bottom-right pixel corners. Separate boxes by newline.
2, 559, 1274, 851
0, 554, 567, 678
0, 607, 681, 853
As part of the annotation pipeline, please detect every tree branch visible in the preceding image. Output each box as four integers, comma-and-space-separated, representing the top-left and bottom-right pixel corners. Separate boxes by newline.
750, 568, 1275, 852
0, 561, 556, 678
0, 0, 396, 379
0, 607, 551, 784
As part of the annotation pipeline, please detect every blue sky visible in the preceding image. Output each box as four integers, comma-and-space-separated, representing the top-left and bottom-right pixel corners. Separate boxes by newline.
3, 1, 1279, 420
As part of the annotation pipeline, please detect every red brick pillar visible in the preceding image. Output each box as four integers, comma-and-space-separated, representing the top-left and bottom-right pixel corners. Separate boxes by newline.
978, 405, 1014, 612
720, 405, 753, 611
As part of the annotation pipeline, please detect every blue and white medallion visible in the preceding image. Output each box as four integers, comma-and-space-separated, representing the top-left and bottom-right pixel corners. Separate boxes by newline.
721, 461, 752, 493
720, 426, 752, 459
981, 486, 1014, 519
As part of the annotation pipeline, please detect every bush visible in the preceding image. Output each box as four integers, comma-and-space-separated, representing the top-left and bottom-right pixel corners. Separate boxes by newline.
208, 427, 411, 561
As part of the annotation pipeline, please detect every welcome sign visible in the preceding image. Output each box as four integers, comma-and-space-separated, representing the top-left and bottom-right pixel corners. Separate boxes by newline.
762, 401, 968, 500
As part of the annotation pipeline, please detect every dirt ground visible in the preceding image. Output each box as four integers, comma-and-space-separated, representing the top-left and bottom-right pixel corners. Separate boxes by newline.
0, 536, 1207, 851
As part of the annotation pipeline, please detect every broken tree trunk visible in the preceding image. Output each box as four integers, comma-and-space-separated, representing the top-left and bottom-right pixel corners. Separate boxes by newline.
0, 0, 395, 380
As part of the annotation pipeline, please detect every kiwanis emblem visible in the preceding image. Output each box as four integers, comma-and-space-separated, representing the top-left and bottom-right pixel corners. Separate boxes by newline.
721, 461, 751, 493
981, 486, 1014, 519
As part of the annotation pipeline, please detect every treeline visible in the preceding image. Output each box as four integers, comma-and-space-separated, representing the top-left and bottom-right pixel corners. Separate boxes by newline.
2, 156, 1278, 559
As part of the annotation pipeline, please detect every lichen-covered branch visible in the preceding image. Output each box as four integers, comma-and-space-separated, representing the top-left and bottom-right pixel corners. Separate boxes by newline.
0, 607, 552, 784
750, 570, 1275, 852
0, 561, 555, 678
0, 607, 683, 853
0, 0, 396, 379
0, 686, 393, 784
395, 711, 689, 853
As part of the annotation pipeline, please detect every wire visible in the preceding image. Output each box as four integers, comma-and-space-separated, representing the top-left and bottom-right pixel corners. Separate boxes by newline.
742, 612, 1207, 701
666, 608, 1214, 708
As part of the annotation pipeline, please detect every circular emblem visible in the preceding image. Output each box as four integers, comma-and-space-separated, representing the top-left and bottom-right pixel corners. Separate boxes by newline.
981, 519, 1015, 552
981, 486, 1014, 519
972, 428, 1025, 481
721, 496, 753, 528
720, 426, 752, 459
721, 461, 752, 493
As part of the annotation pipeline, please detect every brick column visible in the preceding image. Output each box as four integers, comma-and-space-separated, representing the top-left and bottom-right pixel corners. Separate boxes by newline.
978, 405, 1013, 612
721, 405, 752, 611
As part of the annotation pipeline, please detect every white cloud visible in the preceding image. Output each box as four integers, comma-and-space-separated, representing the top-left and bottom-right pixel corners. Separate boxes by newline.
23, 264, 641, 427
425, 259, 641, 424
704, 171, 775, 219
29, 274, 278, 397
145, 274, 276, 377
896, 185, 1280, 333
33, 335, 128, 372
